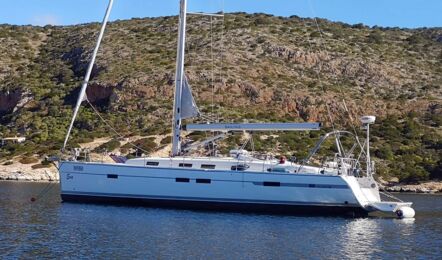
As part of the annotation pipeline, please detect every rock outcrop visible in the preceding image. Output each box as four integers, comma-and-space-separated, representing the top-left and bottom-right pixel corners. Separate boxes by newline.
380, 182, 442, 194
0, 165, 58, 182
0, 89, 23, 115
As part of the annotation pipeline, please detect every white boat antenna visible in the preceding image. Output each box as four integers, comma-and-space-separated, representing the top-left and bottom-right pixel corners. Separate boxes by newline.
171, 0, 188, 156
360, 115, 376, 175
62, 0, 114, 152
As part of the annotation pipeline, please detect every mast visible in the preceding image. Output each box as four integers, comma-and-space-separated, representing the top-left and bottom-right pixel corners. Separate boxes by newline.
62, 0, 114, 151
171, 0, 188, 156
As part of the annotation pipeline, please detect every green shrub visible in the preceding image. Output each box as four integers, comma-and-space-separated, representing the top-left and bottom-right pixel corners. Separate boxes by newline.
310, 31, 320, 38
123, 138, 157, 154
31, 163, 51, 169
19, 157, 39, 164
93, 139, 121, 152
75, 137, 94, 144
160, 136, 171, 145
374, 145, 394, 160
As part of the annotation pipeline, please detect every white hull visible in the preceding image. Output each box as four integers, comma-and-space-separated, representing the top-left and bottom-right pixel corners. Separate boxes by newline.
57, 0, 415, 218
59, 161, 376, 216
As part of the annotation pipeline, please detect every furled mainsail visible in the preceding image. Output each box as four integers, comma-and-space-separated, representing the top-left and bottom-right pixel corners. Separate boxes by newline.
180, 75, 200, 119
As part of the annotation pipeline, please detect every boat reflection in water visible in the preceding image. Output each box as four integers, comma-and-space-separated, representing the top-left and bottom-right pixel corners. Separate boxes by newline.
338, 217, 416, 258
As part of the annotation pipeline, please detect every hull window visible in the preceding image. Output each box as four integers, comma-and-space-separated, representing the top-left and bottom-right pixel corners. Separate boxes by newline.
196, 179, 211, 184
176, 178, 190, 183
263, 181, 280, 187
179, 163, 193, 168
231, 164, 249, 171
201, 164, 216, 169
107, 174, 118, 179
146, 161, 159, 166
267, 167, 289, 173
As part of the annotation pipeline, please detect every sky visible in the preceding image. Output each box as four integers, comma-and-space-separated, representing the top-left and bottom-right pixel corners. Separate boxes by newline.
0, 0, 441, 29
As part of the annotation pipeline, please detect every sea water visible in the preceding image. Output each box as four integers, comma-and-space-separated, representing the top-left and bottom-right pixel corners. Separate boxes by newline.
0, 181, 441, 259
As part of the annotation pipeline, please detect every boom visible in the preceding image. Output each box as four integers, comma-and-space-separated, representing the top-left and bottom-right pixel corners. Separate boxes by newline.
184, 122, 321, 132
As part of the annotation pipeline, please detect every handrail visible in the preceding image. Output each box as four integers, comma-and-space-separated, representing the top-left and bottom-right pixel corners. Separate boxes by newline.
304, 130, 353, 163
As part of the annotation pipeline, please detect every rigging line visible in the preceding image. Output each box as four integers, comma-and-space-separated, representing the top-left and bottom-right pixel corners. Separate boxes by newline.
185, 19, 192, 70
85, 99, 150, 155
2, 181, 55, 257
342, 98, 366, 157
294, 4, 336, 171
200, 114, 214, 122
250, 133, 255, 154
240, 133, 250, 152
355, 141, 368, 174
218, 0, 225, 124
211, 14, 215, 123
34, 183, 52, 199
186, 11, 212, 122
307, 0, 363, 149
380, 190, 403, 202
304, 0, 336, 132
307, 1, 369, 170
335, 75, 364, 155
330, 79, 364, 157
299, 0, 368, 173
33, 182, 57, 202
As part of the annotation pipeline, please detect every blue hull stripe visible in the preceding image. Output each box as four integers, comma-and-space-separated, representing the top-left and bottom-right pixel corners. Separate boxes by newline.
60, 193, 367, 217
62, 191, 359, 208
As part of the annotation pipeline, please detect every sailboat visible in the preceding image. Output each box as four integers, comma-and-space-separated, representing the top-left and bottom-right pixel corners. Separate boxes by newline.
58, 0, 415, 218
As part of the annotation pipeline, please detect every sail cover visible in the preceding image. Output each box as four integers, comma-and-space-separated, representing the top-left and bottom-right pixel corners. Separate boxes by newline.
181, 75, 200, 119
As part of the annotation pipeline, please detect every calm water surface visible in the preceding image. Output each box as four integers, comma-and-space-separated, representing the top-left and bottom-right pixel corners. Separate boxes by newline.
0, 181, 441, 259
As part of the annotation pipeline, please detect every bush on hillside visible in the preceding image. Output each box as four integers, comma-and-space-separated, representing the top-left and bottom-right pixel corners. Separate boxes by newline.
31, 163, 51, 169
160, 136, 171, 145
93, 139, 121, 153
19, 157, 39, 164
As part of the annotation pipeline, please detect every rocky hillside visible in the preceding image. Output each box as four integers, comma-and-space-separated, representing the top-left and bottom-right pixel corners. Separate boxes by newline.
0, 13, 441, 182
